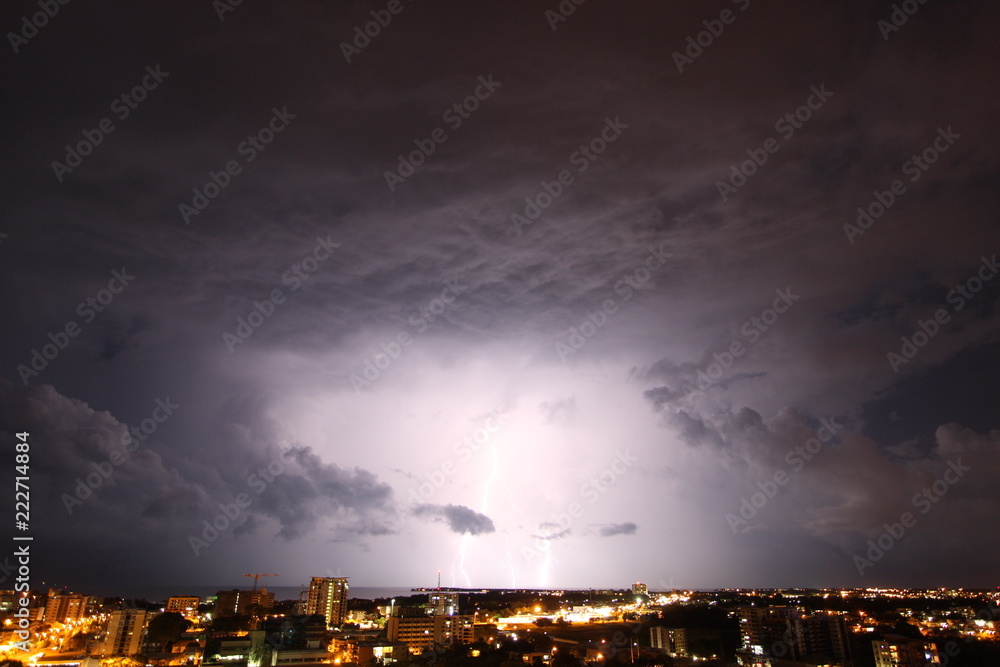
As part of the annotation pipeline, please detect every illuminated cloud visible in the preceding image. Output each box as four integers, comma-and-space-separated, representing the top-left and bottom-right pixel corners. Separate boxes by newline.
0, 0, 998, 594
412, 503, 496, 536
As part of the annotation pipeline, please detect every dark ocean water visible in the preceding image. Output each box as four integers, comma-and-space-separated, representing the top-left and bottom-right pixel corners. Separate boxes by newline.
98, 585, 422, 603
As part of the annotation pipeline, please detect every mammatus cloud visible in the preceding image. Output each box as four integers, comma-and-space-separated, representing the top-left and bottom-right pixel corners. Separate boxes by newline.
412, 503, 496, 535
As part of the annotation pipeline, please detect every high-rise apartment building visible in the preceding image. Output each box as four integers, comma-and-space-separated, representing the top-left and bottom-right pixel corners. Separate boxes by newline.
213, 588, 274, 617
427, 592, 459, 616
736, 607, 851, 664
631, 582, 648, 597
101, 609, 149, 656
439, 614, 475, 645
166, 596, 201, 619
873, 635, 941, 667
737, 606, 805, 657
650, 627, 688, 657
387, 613, 475, 653
44, 590, 88, 624
790, 613, 852, 664
650, 626, 666, 651
251, 587, 275, 611
216, 590, 253, 616
305, 577, 349, 629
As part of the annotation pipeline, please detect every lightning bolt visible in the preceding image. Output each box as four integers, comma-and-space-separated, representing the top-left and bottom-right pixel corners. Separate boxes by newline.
458, 533, 471, 587
450, 441, 500, 589
540, 530, 563, 588
486, 437, 520, 587
504, 530, 517, 588
448, 543, 471, 588
542, 541, 552, 587
447, 411, 516, 588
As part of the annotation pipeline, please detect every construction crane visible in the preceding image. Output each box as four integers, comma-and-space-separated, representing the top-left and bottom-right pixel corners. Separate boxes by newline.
244, 573, 280, 591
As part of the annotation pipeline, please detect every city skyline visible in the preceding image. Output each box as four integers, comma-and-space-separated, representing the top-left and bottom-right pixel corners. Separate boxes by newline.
2, 0, 999, 595
9, 583, 998, 665
24, 582, 1000, 605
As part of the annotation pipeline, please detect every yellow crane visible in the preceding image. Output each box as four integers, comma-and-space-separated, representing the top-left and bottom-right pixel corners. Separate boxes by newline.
243, 573, 279, 591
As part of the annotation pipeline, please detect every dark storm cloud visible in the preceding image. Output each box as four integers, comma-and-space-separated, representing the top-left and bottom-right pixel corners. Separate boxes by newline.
593, 523, 637, 538
667, 410, 730, 451
271, 446, 396, 538
645, 397, 1000, 584
0, 0, 998, 589
0, 381, 398, 587
412, 504, 495, 536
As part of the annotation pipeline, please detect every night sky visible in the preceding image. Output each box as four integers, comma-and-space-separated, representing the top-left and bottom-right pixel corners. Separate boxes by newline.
1, 0, 999, 595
